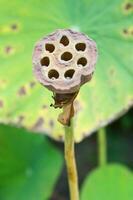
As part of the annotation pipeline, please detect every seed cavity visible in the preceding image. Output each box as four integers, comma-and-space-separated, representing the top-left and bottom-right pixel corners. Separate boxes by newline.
41, 56, 50, 66
61, 52, 73, 61
60, 35, 69, 46
77, 57, 87, 67
75, 43, 86, 51
64, 69, 75, 79
48, 69, 59, 79
45, 43, 55, 53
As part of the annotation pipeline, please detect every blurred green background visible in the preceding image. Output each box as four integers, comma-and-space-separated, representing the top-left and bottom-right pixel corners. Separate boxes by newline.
0, 0, 133, 199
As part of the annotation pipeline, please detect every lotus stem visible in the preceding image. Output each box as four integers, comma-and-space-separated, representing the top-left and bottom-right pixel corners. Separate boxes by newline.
64, 122, 79, 200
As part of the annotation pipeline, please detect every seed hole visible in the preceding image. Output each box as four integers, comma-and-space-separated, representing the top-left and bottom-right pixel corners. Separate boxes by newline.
60, 35, 69, 46
40, 57, 50, 66
45, 43, 55, 53
61, 52, 72, 61
75, 43, 86, 51
48, 69, 59, 79
64, 69, 75, 79
77, 57, 87, 67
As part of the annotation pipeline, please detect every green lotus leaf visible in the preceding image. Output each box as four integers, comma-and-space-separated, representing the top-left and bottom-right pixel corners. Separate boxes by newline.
0, 0, 133, 142
81, 164, 133, 200
0, 125, 62, 200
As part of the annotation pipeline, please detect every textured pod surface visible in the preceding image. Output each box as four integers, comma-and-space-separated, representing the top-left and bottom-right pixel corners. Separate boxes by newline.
33, 29, 97, 94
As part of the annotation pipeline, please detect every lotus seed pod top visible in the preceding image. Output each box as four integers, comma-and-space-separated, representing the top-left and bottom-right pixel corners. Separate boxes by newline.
33, 29, 98, 94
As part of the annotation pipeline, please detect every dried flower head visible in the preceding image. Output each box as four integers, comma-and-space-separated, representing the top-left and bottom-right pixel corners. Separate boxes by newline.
33, 29, 97, 94
32, 29, 98, 125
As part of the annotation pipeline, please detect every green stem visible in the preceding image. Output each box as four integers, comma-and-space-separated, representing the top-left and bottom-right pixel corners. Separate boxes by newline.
64, 122, 79, 200
98, 128, 107, 166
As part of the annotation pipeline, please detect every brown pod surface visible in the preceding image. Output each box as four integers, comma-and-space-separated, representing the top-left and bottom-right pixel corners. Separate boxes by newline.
33, 29, 98, 94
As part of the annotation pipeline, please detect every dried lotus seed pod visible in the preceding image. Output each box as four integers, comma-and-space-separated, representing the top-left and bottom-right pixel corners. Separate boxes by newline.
32, 29, 98, 94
